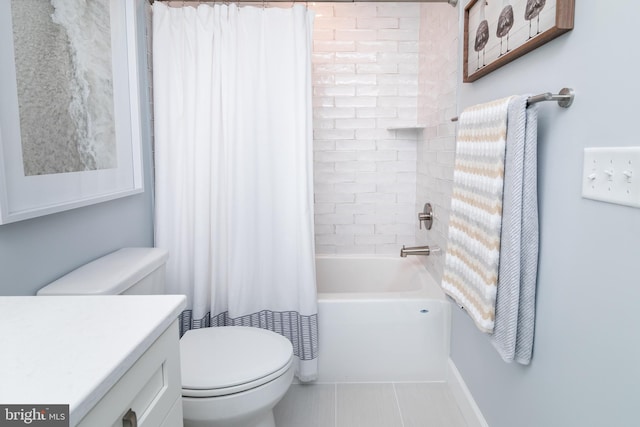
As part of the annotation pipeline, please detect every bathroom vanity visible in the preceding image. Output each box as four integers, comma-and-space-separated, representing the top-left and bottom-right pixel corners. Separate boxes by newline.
0, 295, 186, 426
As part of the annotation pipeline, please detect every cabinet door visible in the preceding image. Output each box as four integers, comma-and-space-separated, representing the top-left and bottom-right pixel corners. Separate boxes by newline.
78, 320, 183, 427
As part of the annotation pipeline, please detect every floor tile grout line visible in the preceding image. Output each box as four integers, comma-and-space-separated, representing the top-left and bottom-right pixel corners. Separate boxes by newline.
392, 382, 406, 427
334, 383, 338, 427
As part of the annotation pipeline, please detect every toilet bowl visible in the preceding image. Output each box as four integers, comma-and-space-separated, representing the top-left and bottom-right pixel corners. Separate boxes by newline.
37, 248, 294, 427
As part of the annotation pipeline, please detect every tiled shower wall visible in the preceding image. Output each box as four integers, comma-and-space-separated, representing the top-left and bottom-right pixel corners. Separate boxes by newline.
415, 4, 458, 281
309, 3, 421, 255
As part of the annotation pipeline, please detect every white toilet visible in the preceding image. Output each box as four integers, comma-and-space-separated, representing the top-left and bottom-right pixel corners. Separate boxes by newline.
37, 248, 294, 427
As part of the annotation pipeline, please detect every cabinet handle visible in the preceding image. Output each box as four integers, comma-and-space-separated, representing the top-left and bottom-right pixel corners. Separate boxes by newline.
122, 409, 138, 427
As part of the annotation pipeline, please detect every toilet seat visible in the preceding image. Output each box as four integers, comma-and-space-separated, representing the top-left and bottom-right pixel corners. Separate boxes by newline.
180, 326, 294, 398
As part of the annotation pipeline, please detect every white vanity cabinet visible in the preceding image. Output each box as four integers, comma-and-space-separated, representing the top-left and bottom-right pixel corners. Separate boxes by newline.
0, 295, 186, 427
77, 320, 183, 427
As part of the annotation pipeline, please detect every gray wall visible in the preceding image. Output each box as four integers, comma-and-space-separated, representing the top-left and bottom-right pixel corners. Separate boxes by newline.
455, 3, 640, 427
0, 0, 154, 296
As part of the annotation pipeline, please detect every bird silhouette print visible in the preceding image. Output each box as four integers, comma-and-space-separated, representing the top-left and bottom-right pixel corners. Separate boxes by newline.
496, 0, 514, 56
474, 0, 489, 69
525, 0, 547, 39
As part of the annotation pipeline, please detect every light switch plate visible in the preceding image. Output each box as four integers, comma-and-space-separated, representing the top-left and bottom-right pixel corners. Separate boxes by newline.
582, 147, 640, 208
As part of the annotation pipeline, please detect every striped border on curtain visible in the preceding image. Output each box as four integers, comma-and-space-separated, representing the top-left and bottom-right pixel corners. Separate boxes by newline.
179, 310, 319, 361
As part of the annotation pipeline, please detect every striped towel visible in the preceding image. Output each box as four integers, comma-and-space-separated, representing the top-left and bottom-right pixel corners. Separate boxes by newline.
442, 96, 513, 333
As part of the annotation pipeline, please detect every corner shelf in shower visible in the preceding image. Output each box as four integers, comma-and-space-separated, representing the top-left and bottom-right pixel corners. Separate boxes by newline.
386, 124, 426, 131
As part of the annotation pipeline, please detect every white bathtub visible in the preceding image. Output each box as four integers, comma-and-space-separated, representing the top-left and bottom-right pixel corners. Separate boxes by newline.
316, 255, 451, 383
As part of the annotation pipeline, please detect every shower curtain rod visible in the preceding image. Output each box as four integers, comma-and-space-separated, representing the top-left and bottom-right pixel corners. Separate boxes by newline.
149, 0, 458, 5
450, 88, 575, 122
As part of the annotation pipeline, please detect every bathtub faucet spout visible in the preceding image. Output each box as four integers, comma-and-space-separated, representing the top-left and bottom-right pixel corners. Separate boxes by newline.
400, 245, 441, 257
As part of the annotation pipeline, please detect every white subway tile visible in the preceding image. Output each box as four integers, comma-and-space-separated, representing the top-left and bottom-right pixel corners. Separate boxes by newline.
376, 139, 416, 151
336, 140, 376, 151
336, 224, 374, 235
356, 107, 398, 119
399, 17, 420, 30
334, 182, 376, 193
335, 74, 377, 86
335, 29, 378, 41
398, 85, 419, 97
333, 4, 378, 17
313, 29, 335, 41
314, 170, 355, 184
316, 233, 355, 245
375, 244, 402, 255
314, 107, 356, 119
314, 129, 355, 140
355, 172, 399, 184
313, 96, 335, 107
314, 17, 356, 30
335, 118, 377, 129
313, 74, 335, 86
335, 203, 376, 214
314, 203, 336, 214
375, 223, 415, 235
376, 183, 414, 195
314, 140, 336, 151
355, 193, 396, 203
314, 63, 356, 74
357, 151, 397, 161
314, 184, 335, 194
376, 4, 420, 18
314, 86, 356, 97
377, 29, 419, 41
315, 193, 356, 203
314, 162, 336, 172
356, 63, 398, 74
335, 161, 376, 172
311, 52, 335, 64
309, 6, 335, 18
356, 41, 399, 53
313, 118, 335, 130
355, 234, 396, 245
397, 151, 417, 162
335, 52, 377, 64
356, 85, 398, 97
378, 74, 418, 86
355, 128, 395, 139
314, 224, 335, 235
315, 245, 337, 254
356, 17, 399, 29
354, 213, 397, 225
398, 41, 419, 53
398, 193, 416, 204
334, 96, 377, 108
378, 52, 419, 64
377, 160, 417, 172
314, 214, 354, 225
378, 96, 417, 108
314, 40, 356, 53
314, 151, 358, 162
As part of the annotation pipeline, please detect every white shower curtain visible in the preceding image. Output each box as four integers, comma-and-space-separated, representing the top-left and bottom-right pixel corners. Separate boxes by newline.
152, 2, 318, 381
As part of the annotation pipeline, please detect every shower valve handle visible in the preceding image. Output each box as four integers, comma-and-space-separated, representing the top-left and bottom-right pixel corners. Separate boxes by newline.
418, 203, 434, 230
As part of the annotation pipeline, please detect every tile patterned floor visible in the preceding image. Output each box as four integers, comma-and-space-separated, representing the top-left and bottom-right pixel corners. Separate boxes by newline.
274, 382, 467, 427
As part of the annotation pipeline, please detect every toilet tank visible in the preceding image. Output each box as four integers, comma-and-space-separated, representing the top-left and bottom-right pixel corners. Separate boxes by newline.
37, 248, 169, 296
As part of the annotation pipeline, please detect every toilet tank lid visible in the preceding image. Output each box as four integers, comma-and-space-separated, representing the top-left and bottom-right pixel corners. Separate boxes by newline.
37, 248, 169, 296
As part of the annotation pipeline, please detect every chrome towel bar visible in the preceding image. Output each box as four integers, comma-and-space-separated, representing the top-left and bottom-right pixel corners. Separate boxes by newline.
451, 87, 574, 122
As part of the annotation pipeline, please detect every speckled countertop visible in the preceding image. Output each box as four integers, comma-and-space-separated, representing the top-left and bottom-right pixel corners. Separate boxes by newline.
0, 295, 186, 426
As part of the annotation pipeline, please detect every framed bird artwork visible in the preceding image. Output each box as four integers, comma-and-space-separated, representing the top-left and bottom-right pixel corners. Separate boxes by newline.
463, 0, 575, 82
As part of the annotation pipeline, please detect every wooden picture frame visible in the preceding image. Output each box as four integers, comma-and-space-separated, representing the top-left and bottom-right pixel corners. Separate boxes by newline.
463, 0, 575, 83
0, 0, 143, 224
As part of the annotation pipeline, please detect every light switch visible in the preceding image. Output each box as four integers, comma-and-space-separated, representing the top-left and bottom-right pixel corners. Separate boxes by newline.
582, 147, 640, 208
